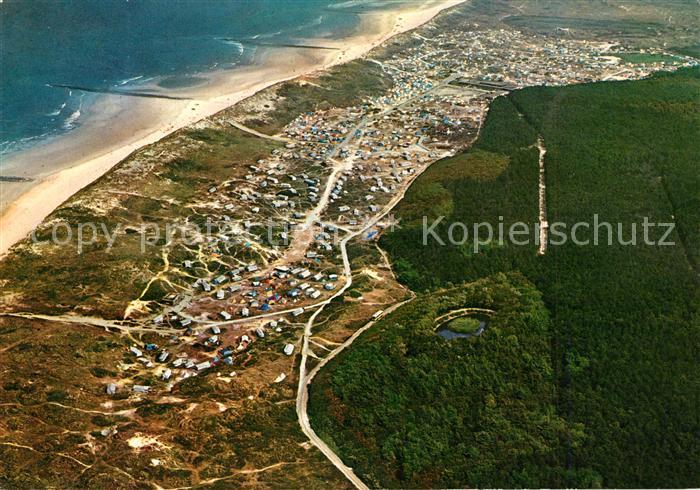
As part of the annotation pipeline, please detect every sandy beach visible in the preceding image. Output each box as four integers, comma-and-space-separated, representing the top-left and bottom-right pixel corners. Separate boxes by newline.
0, 0, 464, 257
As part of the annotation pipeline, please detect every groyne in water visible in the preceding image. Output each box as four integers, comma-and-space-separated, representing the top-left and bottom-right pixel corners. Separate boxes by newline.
47, 84, 191, 100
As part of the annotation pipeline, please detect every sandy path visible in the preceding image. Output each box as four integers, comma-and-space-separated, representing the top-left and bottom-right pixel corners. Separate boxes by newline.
537, 136, 548, 255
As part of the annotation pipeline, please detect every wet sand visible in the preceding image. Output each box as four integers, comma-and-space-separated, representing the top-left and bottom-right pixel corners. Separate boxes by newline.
0, 0, 465, 256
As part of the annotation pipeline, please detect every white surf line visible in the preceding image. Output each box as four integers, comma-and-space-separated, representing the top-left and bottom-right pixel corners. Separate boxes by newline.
537, 136, 548, 255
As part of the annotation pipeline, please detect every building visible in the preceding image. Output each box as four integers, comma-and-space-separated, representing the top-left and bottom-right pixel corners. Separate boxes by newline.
196, 361, 212, 371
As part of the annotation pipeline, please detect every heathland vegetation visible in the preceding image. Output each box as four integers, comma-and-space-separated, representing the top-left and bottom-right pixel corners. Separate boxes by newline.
236, 60, 392, 134
311, 67, 700, 487
0, 59, 391, 319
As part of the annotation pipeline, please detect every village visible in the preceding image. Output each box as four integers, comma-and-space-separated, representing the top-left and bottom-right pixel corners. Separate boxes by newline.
107, 20, 696, 398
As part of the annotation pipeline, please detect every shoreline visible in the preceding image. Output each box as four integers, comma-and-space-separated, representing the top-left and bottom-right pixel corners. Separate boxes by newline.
0, 0, 465, 257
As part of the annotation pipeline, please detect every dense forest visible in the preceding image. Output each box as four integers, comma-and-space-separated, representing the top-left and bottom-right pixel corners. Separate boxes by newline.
309, 273, 575, 487
311, 68, 700, 487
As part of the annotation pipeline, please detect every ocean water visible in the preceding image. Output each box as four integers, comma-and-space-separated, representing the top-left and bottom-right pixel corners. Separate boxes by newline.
0, 0, 396, 157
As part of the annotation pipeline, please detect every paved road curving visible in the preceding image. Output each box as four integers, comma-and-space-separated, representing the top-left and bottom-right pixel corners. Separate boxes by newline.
294, 71, 470, 489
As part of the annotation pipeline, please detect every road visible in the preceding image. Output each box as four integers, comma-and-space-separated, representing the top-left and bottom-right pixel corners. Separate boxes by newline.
294, 169, 433, 486
294, 91, 459, 486
296, 291, 416, 490
292, 72, 475, 489
0, 312, 173, 334
279, 156, 357, 265
197, 302, 322, 328
6, 70, 475, 488
294, 204, 398, 490
202, 73, 460, 335
536, 136, 548, 256
305, 293, 415, 383
281, 69, 461, 267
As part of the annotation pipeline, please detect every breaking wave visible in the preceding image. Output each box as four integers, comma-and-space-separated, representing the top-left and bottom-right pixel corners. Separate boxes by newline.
62, 94, 85, 130
117, 75, 143, 86
46, 101, 67, 117
221, 39, 245, 56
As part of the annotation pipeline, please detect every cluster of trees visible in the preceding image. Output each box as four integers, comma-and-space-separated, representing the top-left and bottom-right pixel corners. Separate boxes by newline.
309, 273, 575, 488
511, 68, 700, 486
317, 68, 700, 487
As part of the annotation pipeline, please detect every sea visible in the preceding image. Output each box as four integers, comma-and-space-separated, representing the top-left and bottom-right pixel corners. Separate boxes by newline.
0, 0, 397, 158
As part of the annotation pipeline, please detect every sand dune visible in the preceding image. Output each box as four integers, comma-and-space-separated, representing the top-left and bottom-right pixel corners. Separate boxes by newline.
0, 0, 464, 257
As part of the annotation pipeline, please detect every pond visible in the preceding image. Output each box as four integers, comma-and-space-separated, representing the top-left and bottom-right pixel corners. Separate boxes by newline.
436, 315, 489, 340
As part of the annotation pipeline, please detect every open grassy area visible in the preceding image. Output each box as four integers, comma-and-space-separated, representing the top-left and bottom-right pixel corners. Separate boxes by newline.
671, 42, 700, 59
0, 123, 281, 318
0, 316, 348, 489
0, 1, 697, 487
445, 316, 482, 334
504, 14, 665, 36
466, 0, 700, 51
236, 59, 392, 135
616, 52, 681, 64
